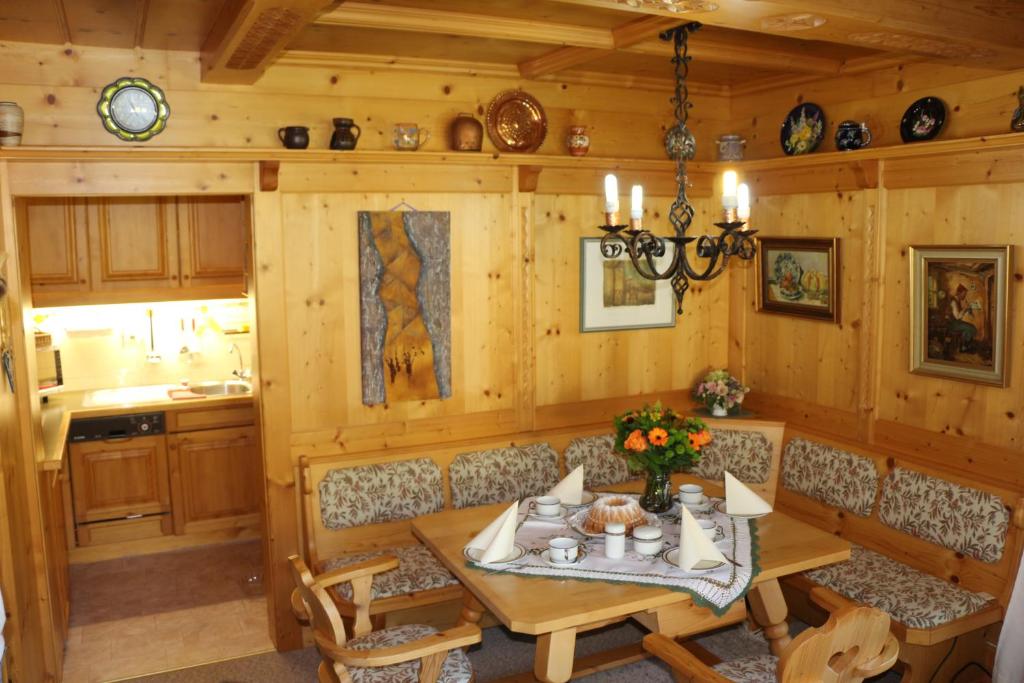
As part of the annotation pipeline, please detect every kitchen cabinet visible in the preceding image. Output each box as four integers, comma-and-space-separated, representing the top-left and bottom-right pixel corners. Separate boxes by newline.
18, 197, 90, 295
90, 197, 180, 292
168, 425, 260, 534
68, 434, 171, 525
177, 196, 248, 287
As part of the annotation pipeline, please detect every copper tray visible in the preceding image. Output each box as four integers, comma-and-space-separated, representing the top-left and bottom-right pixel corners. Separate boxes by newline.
485, 89, 547, 153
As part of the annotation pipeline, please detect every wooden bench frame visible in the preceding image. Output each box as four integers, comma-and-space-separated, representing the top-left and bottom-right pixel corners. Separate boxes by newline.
774, 427, 1024, 682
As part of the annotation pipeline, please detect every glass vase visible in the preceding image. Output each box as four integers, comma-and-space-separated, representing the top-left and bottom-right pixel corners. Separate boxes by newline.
639, 469, 673, 514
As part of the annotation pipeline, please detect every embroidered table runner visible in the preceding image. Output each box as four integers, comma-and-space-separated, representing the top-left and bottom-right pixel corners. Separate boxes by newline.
466, 494, 759, 615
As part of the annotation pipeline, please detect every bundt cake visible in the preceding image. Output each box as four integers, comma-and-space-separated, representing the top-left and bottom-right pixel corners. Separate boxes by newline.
583, 496, 648, 534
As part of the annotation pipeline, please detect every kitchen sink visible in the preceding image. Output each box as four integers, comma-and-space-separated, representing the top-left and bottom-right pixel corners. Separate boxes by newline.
187, 380, 252, 396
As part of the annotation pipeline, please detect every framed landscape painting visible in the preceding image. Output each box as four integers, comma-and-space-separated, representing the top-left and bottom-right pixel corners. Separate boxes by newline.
909, 245, 1011, 386
579, 237, 676, 332
755, 237, 840, 323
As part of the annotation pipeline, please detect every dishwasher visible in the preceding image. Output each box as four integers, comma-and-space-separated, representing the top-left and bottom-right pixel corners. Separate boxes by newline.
67, 412, 173, 545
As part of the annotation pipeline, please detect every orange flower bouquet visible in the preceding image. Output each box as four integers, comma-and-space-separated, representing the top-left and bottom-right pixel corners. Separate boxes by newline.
613, 402, 711, 512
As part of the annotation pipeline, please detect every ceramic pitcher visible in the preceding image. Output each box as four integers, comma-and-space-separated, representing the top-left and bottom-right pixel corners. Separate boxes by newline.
330, 118, 361, 151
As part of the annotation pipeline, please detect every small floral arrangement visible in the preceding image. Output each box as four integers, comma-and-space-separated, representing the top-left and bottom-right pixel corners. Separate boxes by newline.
694, 369, 749, 413
613, 402, 711, 475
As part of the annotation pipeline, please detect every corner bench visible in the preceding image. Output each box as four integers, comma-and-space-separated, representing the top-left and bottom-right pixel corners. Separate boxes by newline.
775, 430, 1023, 681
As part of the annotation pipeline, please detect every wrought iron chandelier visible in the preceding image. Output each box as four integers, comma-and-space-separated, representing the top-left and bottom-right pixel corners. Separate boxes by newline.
598, 22, 756, 316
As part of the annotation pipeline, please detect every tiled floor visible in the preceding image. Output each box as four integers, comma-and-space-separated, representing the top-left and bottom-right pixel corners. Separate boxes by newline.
62, 540, 274, 683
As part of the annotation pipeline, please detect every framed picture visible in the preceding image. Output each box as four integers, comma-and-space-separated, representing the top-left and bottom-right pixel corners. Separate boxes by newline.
755, 237, 840, 323
909, 245, 1011, 387
579, 237, 676, 332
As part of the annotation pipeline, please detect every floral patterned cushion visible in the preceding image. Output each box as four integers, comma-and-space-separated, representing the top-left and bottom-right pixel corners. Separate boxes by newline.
320, 458, 444, 530
879, 467, 1009, 564
563, 435, 636, 488
345, 623, 473, 683
781, 438, 879, 517
449, 443, 560, 509
804, 544, 994, 629
319, 545, 459, 602
691, 429, 773, 484
713, 654, 779, 682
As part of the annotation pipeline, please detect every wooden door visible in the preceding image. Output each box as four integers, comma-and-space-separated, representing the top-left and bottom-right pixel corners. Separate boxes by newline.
89, 197, 181, 293
69, 435, 171, 524
168, 426, 259, 534
19, 198, 90, 295
38, 467, 69, 650
177, 196, 247, 292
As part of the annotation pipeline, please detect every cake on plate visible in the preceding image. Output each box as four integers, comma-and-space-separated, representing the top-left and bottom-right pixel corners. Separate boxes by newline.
583, 495, 648, 534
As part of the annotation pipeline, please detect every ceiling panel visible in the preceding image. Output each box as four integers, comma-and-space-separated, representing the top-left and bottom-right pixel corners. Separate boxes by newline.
142, 0, 228, 51
63, 0, 137, 49
349, 0, 632, 29
0, 0, 66, 44
586, 49, 784, 85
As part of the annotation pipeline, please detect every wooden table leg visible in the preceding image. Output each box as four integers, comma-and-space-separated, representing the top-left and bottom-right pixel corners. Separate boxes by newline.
747, 579, 791, 656
457, 589, 485, 627
534, 628, 577, 683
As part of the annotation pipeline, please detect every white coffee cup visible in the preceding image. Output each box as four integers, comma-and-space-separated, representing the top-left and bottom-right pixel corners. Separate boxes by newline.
679, 483, 704, 505
548, 537, 579, 564
534, 496, 561, 516
697, 519, 718, 539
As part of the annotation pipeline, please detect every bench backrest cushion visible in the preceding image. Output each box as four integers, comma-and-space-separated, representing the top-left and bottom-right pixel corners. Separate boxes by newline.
319, 457, 444, 530
563, 435, 635, 489
879, 467, 1009, 564
691, 429, 773, 484
449, 443, 560, 509
781, 437, 879, 517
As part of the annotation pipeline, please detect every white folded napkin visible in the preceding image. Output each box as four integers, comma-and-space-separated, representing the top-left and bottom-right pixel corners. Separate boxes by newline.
546, 465, 584, 505
465, 501, 519, 563
677, 505, 727, 571
724, 471, 773, 515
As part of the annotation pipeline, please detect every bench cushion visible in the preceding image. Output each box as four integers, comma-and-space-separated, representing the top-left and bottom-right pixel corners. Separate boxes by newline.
804, 544, 993, 630
319, 545, 459, 602
320, 458, 444, 530
781, 437, 879, 517
879, 467, 1009, 564
347, 623, 473, 683
449, 443, 560, 509
713, 654, 778, 683
692, 429, 773, 484
563, 435, 635, 488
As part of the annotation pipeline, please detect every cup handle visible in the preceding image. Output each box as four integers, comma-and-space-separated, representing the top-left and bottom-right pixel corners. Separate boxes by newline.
277, 128, 286, 143
351, 123, 361, 141
861, 125, 872, 146
419, 129, 431, 147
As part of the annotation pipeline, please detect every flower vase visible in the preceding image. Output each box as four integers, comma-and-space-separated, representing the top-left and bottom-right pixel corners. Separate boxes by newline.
711, 404, 728, 417
639, 469, 673, 513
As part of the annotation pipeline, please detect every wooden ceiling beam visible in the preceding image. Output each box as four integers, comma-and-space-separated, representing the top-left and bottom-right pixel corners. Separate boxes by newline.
201, 0, 337, 84
629, 36, 842, 76
133, 0, 151, 48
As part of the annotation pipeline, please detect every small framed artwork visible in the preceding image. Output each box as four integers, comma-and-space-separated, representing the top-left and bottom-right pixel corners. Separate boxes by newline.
579, 237, 676, 332
755, 237, 840, 323
909, 245, 1011, 386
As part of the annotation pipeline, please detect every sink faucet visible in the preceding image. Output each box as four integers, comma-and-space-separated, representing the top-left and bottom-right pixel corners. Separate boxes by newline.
229, 343, 251, 381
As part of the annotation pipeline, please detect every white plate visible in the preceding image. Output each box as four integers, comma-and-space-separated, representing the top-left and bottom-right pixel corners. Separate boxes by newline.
661, 547, 726, 571
463, 543, 527, 564
564, 491, 598, 508
713, 499, 769, 519
567, 507, 661, 538
528, 505, 568, 520
540, 547, 588, 566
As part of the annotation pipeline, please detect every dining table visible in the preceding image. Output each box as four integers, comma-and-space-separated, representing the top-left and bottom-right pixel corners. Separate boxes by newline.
411, 481, 851, 683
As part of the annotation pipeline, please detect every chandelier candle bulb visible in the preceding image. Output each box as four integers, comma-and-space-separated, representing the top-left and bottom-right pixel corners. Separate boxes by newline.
737, 183, 751, 221
722, 170, 738, 209
604, 174, 619, 213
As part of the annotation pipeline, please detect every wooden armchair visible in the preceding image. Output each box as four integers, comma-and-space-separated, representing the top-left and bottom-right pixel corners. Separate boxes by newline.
289, 555, 481, 683
644, 587, 899, 683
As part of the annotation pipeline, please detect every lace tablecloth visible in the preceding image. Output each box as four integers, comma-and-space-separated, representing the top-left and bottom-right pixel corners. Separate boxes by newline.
465, 494, 759, 615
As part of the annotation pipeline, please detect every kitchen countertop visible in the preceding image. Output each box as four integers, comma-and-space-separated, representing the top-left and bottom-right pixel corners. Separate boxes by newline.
38, 387, 254, 472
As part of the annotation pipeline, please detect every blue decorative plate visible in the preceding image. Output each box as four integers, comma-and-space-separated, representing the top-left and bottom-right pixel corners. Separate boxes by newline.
900, 97, 946, 143
780, 103, 825, 155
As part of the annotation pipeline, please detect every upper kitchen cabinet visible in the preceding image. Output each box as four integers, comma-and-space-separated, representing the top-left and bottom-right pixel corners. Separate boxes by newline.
20, 195, 250, 307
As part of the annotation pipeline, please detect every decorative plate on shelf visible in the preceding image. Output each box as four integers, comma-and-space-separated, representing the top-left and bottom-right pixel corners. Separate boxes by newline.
779, 103, 825, 155
485, 89, 548, 153
900, 97, 946, 143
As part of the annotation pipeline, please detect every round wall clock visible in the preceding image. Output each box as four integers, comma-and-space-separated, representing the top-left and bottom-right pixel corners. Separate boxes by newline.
96, 77, 170, 142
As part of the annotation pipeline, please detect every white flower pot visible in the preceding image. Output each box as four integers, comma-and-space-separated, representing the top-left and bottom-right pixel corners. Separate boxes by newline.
711, 404, 728, 417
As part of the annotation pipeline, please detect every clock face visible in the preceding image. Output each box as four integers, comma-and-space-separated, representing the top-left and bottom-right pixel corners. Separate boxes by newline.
110, 87, 158, 133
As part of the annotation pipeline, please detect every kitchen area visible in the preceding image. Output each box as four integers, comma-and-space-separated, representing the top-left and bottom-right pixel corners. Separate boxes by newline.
22, 194, 271, 681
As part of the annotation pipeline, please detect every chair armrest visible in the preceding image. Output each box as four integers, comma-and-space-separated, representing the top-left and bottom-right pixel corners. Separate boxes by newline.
853, 634, 900, 678
809, 586, 856, 614
316, 624, 482, 668
642, 634, 733, 683
316, 555, 400, 589
290, 588, 311, 624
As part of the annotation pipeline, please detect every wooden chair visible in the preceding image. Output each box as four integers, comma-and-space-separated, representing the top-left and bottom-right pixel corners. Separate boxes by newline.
289, 555, 481, 683
643, 587, 899, 683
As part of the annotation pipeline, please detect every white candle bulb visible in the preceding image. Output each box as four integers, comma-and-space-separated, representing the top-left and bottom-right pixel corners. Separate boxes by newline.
630, 185, 643, 220
722, 170, 738, 209
737, 183, 750, 221
604, 174, 619, 213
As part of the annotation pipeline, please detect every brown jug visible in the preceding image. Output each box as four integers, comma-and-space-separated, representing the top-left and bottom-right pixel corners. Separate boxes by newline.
330, 118, 361, 150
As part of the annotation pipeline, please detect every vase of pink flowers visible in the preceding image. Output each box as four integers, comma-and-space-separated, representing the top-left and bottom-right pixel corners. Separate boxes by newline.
694, 370, 749, 417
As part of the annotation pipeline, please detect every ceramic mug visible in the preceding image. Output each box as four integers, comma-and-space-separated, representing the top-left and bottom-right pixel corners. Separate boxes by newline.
632, 526, 663, 556
678, 484, 704, 505
835, 120, 872, 151
278, 126, 309, 149
697, 519, 718, 540
533, 495, 561, 516
394, 123, 430, 151
548, 537, 579, 564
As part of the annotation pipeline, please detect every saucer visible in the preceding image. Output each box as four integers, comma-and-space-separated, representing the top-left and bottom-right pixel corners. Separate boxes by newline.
528, 505, 568, 520
463, 543, 527, 564
540, 547, 588, 567
564, 491, 598, 508
661, 547, 726, 571
713, 499, 769, 519
678, 495, 712, 513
